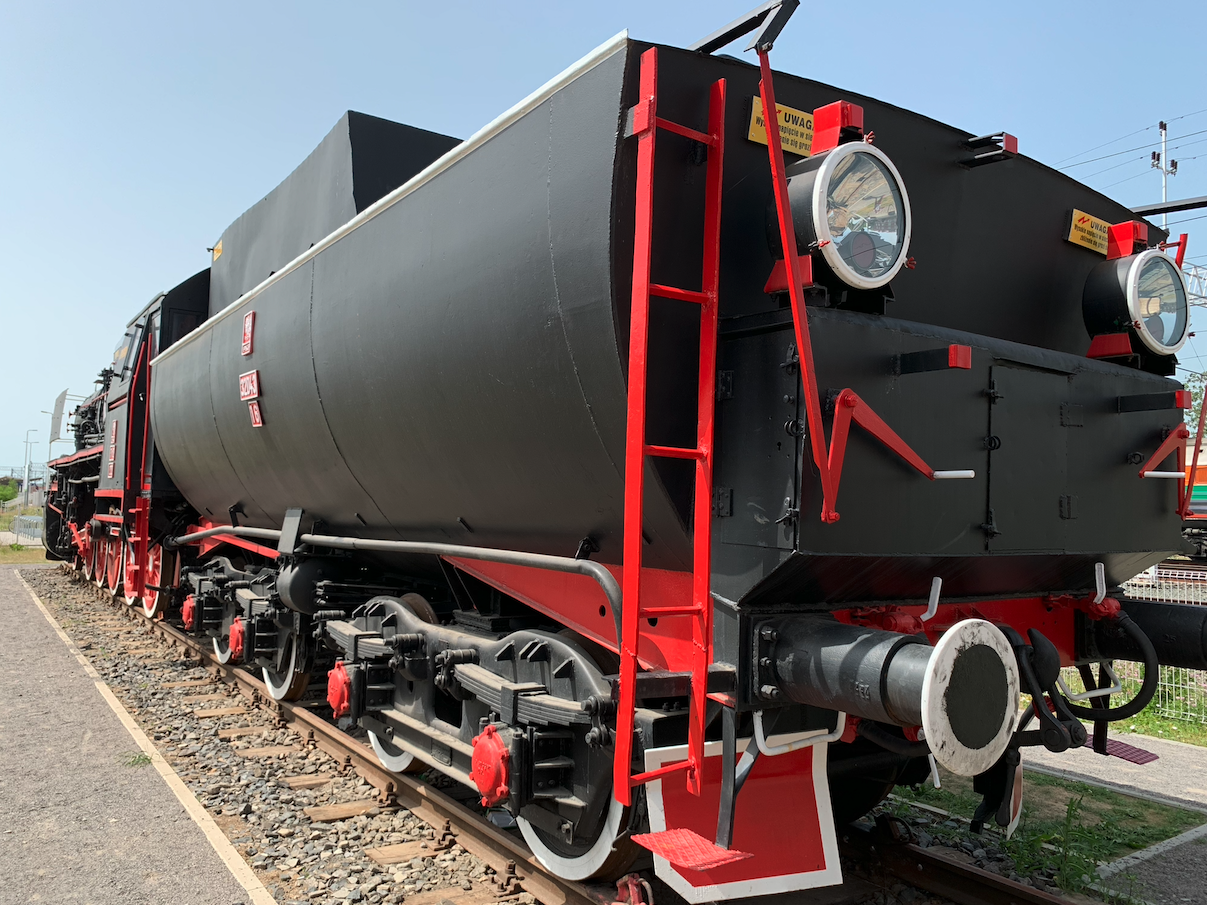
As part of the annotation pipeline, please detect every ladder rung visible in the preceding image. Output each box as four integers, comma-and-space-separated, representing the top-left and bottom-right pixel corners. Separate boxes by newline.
630, 758, 693, 787
655, 117, 715, 147
639, 606, 704, 617
650, 283, 708, 304
645, 444, 704, 460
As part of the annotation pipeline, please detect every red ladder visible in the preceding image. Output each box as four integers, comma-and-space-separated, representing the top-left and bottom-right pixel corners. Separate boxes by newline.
614, 47, 726, 806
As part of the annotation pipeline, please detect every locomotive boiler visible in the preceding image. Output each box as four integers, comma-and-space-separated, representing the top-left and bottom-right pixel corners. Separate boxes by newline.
44, 2, 1205, 899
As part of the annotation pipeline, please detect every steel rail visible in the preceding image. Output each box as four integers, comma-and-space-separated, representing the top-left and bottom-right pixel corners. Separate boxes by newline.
840, 822, 1069, 905
76, 569, 607, 905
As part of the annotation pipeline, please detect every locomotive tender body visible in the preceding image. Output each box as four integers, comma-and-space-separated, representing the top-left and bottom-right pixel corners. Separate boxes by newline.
46, 18, 1200, 900
152, 36, 1183, 601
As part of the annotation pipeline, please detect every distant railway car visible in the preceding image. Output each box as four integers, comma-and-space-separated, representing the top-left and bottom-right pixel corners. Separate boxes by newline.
45, 3, 1205, 898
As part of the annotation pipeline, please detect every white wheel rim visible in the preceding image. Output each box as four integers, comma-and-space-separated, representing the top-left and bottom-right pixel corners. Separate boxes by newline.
369, 731, 416, 773
213, 636, 233, 665
142, 548, 162, 618
518, 794, 627, 881
263, 636, 299, 701
109, 542, 123, 594
123, 545, 137, 606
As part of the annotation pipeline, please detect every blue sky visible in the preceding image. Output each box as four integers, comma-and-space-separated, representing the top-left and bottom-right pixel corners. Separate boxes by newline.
2, 1, 1206, 468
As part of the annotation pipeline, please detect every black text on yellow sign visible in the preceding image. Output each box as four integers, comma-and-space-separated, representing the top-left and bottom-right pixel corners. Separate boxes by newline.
747, 97, 814, 157
1066, 209, 1110, 255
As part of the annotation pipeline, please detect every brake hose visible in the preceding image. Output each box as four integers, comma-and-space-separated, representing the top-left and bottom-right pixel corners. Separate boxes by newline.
1060, 612, 1159, 722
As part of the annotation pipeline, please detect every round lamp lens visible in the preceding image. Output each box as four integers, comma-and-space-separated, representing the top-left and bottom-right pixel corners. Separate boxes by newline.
1134, 254, 1187, 351
826, 151, 906, 281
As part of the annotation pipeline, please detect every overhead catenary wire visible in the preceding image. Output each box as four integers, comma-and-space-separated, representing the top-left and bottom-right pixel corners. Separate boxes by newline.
1055, 107, 1207, 164
1165, 213, 1207, 228
1085, 155, 1147, 180
1102, 170, 1153, 190
1054, 124, 1155, 165
1059, 128, 1207, 170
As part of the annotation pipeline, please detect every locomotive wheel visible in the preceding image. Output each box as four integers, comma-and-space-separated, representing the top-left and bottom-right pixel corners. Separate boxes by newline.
517, 630, 637, 881
827, 739, 926, 826
263, 632, 311, 702
122, 542, 139, 606
519, 797, 634, 882
366, 593, 437, 774
141, 545, 164, 618
368, 732, 418, 773
81, 540, 94, 581
213, 636, 235, 665
92, 538, 106, 587
106, 537, 123, 591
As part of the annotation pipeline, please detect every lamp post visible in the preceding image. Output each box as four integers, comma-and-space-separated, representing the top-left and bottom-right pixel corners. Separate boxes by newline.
22, 429, 37, 508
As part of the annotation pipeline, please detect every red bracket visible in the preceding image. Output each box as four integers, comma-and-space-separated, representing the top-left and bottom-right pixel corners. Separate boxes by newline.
763, 255, 813, 294
1138, 422, 1191, 517
1107, 220, 1148, 260
1139, 423, 1189, 478
825, 389, 934, 522
1160, 233, 1189, 268
1087, 333, 1134, 360
812, 100, 864, 155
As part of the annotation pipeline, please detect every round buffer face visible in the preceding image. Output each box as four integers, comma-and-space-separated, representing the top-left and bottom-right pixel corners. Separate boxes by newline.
920, 618, 1020, 777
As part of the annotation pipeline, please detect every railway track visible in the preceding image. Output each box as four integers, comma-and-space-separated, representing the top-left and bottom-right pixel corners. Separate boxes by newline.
39, 564, 1080, 905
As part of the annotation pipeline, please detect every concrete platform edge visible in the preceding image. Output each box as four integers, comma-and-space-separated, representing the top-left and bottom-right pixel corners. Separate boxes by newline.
1099, 820, 1207, 878
15, 570, 277, 905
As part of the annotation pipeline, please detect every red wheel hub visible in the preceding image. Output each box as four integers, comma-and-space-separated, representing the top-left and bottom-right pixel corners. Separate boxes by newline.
327, 661, 351, 718
470, 724, 511, 807
182, 594, 196, 630
229, 616, 245, 661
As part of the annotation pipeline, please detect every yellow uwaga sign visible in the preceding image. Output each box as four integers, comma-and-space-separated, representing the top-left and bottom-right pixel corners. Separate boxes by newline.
1066, 209, 1110, 255
748, 97, 814, 157
212, 239, 223, 262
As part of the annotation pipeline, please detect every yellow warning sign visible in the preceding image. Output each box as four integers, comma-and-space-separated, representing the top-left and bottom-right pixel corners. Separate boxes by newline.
212, 239, 223, 262
1066, 209, 1110, 255
748, 97, 814, 157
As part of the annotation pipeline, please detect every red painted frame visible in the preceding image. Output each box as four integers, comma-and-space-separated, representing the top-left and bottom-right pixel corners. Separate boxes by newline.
179, 518, 281, 561
49, 444, 102, 468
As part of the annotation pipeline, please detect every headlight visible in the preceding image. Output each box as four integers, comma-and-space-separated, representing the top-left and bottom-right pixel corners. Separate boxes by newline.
778, 142, 912, 290
1083, 249, 1189, 356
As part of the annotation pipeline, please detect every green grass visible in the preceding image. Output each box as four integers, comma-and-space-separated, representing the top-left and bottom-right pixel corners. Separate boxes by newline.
0, 545, 48, 564
1056, 668, 1207, 747
1115, 710, 1207, 747
0, 504, 40, 532
121, 752, 152, 767
890, 767, 1204, 893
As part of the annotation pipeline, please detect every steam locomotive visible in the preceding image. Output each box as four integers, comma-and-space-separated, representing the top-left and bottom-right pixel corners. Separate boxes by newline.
44, 3, 1206, 898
